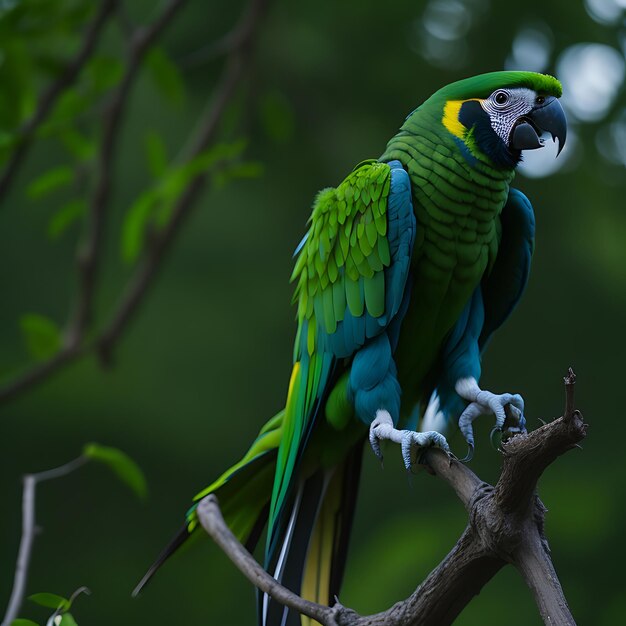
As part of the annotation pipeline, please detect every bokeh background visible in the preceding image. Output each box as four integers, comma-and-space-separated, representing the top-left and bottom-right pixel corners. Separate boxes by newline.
1, 0, 625, 624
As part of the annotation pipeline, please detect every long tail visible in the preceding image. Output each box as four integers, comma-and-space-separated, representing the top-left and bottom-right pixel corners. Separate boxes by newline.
261, 441, 363, 626
133, 410, 283, 596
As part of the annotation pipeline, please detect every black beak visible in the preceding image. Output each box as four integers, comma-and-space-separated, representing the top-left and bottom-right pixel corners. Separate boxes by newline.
510, 96, 567, 157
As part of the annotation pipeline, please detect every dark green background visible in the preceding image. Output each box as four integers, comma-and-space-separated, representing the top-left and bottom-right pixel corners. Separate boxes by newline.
1, 0, 624, 624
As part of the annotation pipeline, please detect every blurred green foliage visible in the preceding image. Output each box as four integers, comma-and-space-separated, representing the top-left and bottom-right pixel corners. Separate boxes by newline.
1, 0, 625, 625
83, 443, 147, 501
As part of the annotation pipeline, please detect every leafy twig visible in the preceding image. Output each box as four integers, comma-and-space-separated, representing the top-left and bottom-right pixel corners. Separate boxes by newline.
98, 0, 269, 362
70, 0, 188, 344
1, 456, 87, 626
0, 0, 118, 204
2, 444, 145, 625
0, 0, 268, 405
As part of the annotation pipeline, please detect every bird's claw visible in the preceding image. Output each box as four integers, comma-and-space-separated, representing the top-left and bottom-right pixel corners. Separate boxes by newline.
455, 378, 525, 457
369, 410, 450, 470
459, 442, 475, 463
368, 412, 391, 463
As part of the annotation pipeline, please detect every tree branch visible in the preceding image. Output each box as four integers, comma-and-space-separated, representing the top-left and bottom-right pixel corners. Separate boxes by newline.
197, 496, 338, 626
69, 0, 188, 343
196, 371, 586, 626
97, 0, 268, 361
1, 456, 87, 626
514, 518, 575, 626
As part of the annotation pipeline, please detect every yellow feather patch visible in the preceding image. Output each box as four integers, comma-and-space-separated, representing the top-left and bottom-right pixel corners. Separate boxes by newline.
442, 99, 481, 139
287, 361, 301, 404
301, 473, 338, 624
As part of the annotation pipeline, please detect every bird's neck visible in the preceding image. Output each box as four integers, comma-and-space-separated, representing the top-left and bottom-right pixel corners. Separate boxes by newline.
379, 111, 515, 228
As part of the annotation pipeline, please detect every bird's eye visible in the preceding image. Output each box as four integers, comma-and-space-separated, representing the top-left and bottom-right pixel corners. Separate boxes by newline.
494, 91, 508, 106
535, 95, 546, 105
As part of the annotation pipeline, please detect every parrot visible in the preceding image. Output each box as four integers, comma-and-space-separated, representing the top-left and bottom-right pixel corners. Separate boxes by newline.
133, 71, 567, 626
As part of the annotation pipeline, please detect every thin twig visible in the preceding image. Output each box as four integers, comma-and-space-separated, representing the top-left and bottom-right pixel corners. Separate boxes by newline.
1, 456, 87, 626
70, 0, 188, 344
197, 496, 337, 626
563, 366, 576, 422
0, 0, 118, 204
97, 0, 267, 359
0, 347, 83, 404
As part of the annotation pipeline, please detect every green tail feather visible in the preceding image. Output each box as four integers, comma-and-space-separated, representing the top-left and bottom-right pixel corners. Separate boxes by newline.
133, 411, 283, 596
268, 353, 335, 558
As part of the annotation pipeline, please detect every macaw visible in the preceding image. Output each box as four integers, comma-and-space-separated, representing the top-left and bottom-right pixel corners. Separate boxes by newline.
134, 71, 566, 626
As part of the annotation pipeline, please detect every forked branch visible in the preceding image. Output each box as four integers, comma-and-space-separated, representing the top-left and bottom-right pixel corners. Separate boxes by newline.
197, 371, 586, 626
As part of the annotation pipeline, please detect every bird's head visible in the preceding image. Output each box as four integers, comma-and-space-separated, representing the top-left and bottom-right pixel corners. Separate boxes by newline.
427, 71, 567, 169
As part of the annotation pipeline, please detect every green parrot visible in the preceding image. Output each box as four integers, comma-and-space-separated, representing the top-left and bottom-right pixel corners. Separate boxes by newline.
134, 71, 566, 626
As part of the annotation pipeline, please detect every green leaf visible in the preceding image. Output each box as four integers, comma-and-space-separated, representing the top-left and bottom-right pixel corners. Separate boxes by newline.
122, 139, 250, 261
27, 166, 74, 200
48, 199, 86, 239
146, 48, 185, 106
85, 55, 123, 94
0, 40, 35, 127
58, 614, 78, 626
11, 620, 40, 626
45, 91, 91, 130
83, 443, 147, 500
19, 314, 62, 361
59, 129, 95, 161
121, 190, 159, 263
214, 161, 264, 189
27, 593, 69, 611
144, 131, 168, 178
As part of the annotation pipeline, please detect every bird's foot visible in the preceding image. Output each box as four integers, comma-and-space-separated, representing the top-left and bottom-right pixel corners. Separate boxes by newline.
369, 409, 450, 470
455, 377, 526, 460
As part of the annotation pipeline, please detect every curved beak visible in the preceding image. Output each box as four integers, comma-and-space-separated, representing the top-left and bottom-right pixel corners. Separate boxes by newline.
510, 96, 567, 157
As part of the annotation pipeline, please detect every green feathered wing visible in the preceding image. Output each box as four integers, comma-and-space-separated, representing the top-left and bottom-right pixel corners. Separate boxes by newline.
267, 160, 393, 541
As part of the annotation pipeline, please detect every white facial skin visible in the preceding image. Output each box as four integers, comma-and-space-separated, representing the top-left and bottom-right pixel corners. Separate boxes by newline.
480, 87, 544, 145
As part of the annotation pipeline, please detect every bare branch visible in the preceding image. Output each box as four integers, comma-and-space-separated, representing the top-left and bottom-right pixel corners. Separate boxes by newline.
1, 456, 87, 626
0, 347, 83, 405
196, 373, 585, 626
563, 366, 576, 422
420, 449, 484, 510
197, 496, 338, 626
514, 519, 576, 626
392, 527, 504, 626
494, 370, 586, 516
0, 0, 118, 204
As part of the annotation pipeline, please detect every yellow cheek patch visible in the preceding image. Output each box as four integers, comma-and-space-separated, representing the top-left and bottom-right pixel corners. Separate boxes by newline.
442, 99, 482, 139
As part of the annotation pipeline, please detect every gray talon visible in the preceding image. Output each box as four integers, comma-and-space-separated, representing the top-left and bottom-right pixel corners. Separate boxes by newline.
460, 442, 475, 463
456, 377, 526, 452
401, 433, 413, 470
369, 429, 383, 461
369, 410, 449, 470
